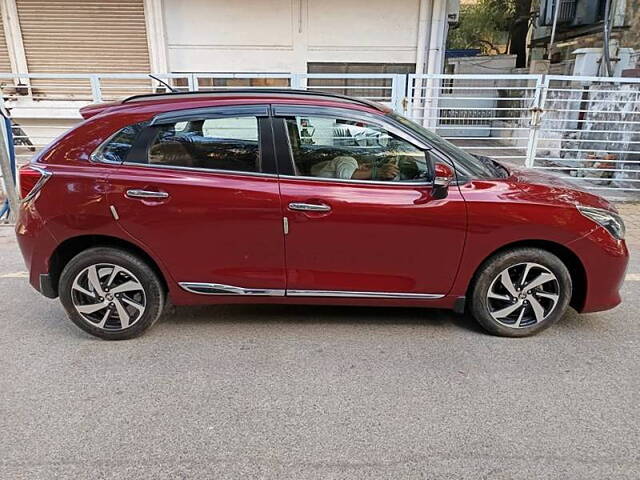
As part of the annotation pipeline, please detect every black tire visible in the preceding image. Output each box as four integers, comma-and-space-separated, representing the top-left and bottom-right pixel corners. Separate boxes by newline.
59, 247, 165, 340
469, 247, 572, 337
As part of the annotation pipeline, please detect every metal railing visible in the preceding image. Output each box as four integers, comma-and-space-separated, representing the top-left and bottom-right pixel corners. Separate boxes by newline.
408, 74, 538, 165
533, 75, 640, 193
409, 73, 640, 195
1, 72, 640, 197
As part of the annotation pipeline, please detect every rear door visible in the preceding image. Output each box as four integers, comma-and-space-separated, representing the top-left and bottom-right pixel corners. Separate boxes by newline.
106, 105, 287, 295
272, 106, 467, 298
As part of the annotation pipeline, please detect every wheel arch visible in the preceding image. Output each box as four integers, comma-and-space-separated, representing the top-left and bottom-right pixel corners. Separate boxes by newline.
48, 234, 169, 298
465, 239, 587, 312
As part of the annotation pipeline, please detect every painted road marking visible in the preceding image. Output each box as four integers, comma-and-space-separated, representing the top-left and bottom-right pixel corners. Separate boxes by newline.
0, 272, 28, 278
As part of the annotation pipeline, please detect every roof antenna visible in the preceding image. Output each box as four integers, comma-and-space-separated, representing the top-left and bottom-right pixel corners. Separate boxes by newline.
148, 74, 178, 93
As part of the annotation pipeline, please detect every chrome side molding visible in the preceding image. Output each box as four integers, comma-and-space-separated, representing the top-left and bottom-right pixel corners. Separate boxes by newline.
179, 282, 285, 296
180, 282, 443, 299
286, 290, 444, 299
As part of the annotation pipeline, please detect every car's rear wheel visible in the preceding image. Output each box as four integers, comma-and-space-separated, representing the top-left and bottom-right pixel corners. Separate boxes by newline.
59, 247, 165, 340
469, 248, 572, 337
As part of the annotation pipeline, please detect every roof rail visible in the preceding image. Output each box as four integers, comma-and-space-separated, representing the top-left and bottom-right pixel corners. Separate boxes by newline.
121, 88, 387, 111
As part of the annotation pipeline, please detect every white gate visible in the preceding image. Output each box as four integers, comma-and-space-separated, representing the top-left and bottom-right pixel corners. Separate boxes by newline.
532, 75, 640, 193
406, 74, 541, 166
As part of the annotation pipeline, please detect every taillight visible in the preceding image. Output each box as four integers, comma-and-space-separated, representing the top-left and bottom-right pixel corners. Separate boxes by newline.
18, 165, 51, 201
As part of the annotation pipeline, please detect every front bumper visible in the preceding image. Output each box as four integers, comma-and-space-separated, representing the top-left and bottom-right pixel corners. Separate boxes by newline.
567, 226, 629, 313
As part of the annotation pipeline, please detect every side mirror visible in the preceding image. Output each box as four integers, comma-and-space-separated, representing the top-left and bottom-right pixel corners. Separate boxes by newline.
432, 162, 454, 199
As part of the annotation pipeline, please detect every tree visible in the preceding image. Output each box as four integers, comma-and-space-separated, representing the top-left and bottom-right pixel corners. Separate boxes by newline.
448, 0, 532, 67
509, 0, 534, 68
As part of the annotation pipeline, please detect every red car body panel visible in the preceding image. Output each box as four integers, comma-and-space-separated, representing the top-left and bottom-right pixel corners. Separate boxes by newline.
278, 177, 467, 294
15, 92, 628, 316
107, 166, 286, 292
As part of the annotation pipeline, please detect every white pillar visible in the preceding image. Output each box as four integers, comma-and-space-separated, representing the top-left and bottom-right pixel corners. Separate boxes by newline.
0, 0, 28, 83
292, 0, 309, 76
411, 0, 433, 120
143, 0, 169, 74
424, 0, 449, 129
426, 0, 448, 76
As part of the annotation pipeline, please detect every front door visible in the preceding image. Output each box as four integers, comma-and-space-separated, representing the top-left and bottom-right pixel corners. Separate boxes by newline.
273, 106, 467, 297
107, 105, 286, 294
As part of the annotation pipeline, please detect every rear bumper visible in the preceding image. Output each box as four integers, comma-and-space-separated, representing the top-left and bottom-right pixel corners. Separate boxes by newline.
567, 227, 629, 313
38, 274, 57, 298
15, 203, 59, 298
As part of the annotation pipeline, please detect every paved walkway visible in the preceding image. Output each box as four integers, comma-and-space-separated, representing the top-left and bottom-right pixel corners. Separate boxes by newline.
616, 203, 640, 247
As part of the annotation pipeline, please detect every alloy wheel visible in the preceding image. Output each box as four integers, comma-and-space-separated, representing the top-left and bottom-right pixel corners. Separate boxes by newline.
71, 263, 147, 331
486, 262, 560, 329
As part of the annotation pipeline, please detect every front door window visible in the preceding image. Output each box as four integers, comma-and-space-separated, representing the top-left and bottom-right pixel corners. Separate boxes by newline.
284, 115, 429, 182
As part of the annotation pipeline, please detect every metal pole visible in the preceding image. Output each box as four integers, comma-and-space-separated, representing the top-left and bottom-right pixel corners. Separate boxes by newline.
549, 0, 561, 49
602, 0, 615, 77
525, 75, 549, 168
0, 115, 19, 223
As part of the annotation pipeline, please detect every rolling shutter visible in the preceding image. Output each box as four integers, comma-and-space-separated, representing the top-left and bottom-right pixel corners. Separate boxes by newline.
16, 0, 151, 99
0, 10, 11, 74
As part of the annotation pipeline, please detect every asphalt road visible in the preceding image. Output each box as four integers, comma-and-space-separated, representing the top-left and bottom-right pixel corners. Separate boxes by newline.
0, 226, 638, 479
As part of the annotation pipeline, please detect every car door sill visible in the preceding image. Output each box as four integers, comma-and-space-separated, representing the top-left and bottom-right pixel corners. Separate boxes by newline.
179, 282, 443, 299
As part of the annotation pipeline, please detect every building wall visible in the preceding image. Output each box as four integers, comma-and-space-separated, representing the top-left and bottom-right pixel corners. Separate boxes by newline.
531, 0, 640, 70
164, 0, 422, 73
620, 0, 640, 65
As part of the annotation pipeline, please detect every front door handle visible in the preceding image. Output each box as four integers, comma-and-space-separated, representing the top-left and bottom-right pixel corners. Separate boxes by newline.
288, 202, 331, 212
125, 189, 170, 200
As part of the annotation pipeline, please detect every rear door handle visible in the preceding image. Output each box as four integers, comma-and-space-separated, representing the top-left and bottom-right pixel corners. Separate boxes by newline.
125, 189, 170, 200
288, 202, 331, 212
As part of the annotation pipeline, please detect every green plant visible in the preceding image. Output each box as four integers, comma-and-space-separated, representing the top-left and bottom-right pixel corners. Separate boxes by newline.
448, 0, 533, 67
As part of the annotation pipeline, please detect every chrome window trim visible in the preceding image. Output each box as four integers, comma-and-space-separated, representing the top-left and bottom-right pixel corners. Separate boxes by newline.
180, 282, 444, 300
120, 161, 279, 179
277, 173, 432, 187
179, 282, 284, 296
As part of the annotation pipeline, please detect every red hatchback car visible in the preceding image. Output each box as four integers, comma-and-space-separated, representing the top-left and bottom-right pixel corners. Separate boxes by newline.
16, 89, 628, 339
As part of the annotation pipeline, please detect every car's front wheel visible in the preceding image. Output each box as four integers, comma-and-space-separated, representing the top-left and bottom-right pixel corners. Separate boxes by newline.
469, 248, 572, 337
59, 247, 165, 340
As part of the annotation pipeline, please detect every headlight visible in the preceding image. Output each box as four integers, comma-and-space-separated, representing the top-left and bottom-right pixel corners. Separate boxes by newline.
577, 206, 625, 240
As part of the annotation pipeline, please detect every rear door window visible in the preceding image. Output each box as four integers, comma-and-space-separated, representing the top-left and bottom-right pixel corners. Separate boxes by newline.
91, 122, 148, 163
147, 116, 260, 173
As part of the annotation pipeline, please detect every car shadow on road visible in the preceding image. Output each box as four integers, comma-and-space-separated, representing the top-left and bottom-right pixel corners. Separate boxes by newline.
160, 303, 486, 334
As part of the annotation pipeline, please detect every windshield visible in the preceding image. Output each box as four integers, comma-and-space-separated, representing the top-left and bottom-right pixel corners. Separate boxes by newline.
387, 112, 499, 179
